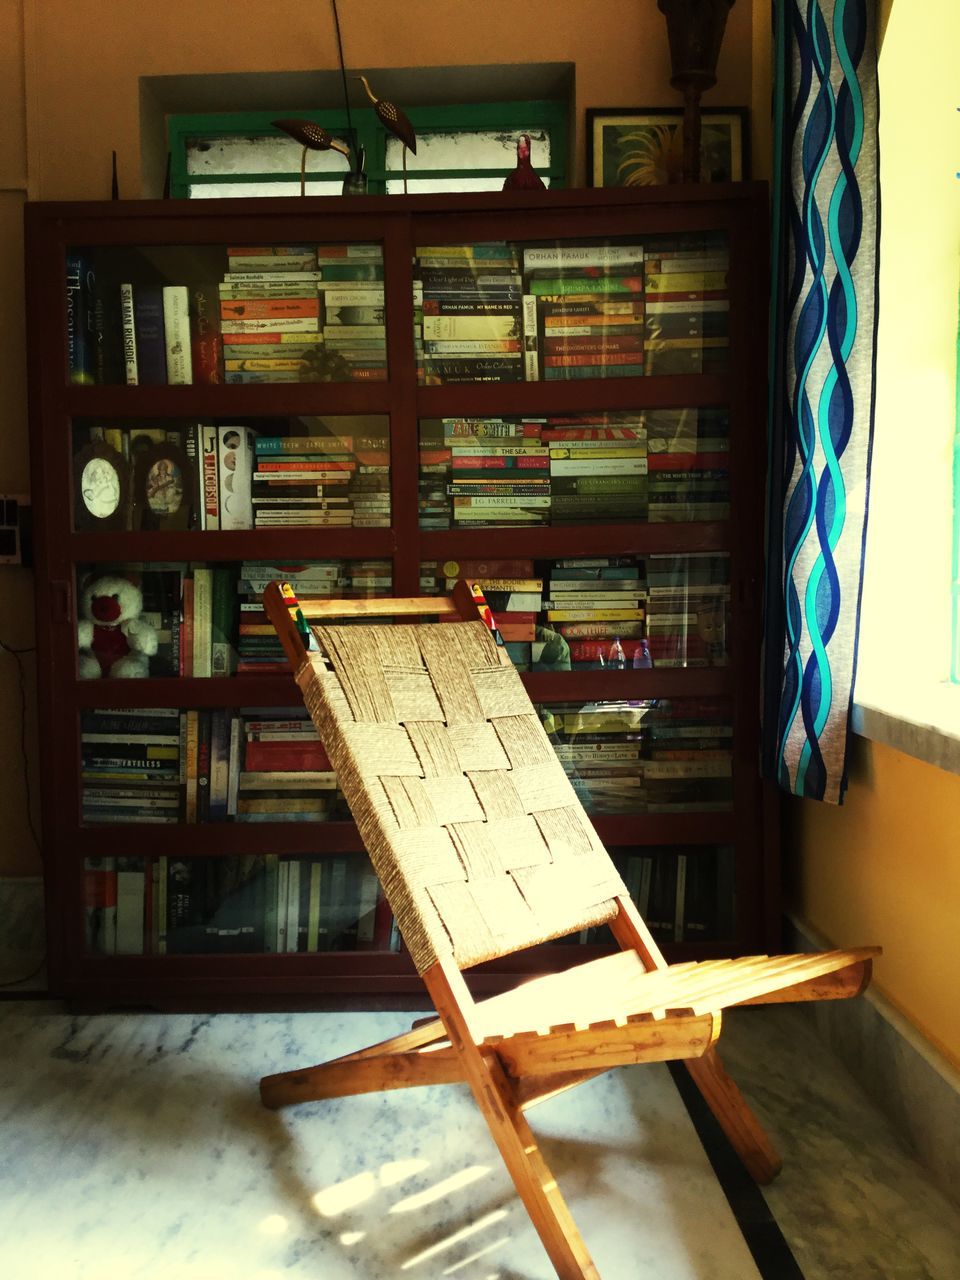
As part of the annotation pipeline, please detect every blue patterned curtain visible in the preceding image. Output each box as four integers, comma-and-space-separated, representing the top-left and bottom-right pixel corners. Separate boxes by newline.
763, 0, 880, 803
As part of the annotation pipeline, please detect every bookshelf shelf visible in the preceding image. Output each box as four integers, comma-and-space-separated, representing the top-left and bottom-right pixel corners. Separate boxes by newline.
26, 184, 776, 1010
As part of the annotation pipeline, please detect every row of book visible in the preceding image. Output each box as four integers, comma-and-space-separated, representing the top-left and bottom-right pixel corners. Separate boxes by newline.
80, 693, 733, 826
77, 559, 394, 680
83, 843, 735, 956
542, 698, 734, 814
67, 236, 729, 387
413, 236, 730, 385
83, 854, 394, 956
74, 421, 393, 532
570, 846, 736, 945
67, 244, 387, 387
77, 553, 729, 680
80, 704, 349, 825
417, 410, 730, 528
454, 553, 730, 671
234, 560, 394, 674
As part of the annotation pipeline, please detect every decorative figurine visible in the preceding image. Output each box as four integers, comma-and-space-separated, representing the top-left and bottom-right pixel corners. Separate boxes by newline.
271, 118, 351, 196
356, 75, 417, 192
502, 134, 546, 190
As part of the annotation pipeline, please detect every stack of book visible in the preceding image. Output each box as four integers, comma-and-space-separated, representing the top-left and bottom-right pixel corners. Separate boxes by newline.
417, 434, 453, 528
348, 437, 391, 527
415, 243, 526, 384
545, 414, 648, 523
81, 708, 182, 824
234, 561, 331, 673
445, 417, 550, 527
524, 244, 645, 381
542, 558, 647, 669
316, 244, 387, 381
237, 709, 345, 824
341, 559, 393, 606
543, 701, 651, 814
252, 432, 356, 528
220, 245, 322, 384
644, 553, 731, 667
451, 573, 544, 665
645, 407, 730, 522
642, 235, 729, 375
641, 699, 734, 812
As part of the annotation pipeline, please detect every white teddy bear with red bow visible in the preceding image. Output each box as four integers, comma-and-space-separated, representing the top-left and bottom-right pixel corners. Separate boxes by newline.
77, 574, 159, 679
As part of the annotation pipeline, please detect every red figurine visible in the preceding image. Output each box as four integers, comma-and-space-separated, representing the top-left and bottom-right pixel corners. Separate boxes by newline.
502, 134, 546, 190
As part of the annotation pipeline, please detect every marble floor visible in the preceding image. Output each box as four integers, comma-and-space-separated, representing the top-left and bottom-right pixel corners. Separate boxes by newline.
1, 882, 958, 1278
1, 996, 959, 1280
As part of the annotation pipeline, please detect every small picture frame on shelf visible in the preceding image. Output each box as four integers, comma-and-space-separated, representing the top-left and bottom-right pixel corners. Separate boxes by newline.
131, 440, 195, 530
73, 440, 131, 531
586, 107, 748, 188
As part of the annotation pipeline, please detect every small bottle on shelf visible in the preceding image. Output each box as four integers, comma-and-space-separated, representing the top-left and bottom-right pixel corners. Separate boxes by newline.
607, 636, 626, 669
632, 639, 653, 668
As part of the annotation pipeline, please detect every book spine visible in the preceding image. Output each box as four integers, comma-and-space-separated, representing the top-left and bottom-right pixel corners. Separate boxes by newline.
192, 568, 213, 679
190, 283, 223, 384
201, 425, 220, 529
522, 293, 539, 382
119, 282, 139, 385
220, 298, 321, 320
219, 426, 255, 529
162, 285, 193, 384
65, 252, 95, 385
133, 285, 167, 384
210, 567, 234, 676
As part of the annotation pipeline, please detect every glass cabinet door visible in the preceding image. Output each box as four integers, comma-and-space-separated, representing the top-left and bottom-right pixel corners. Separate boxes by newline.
66, 241, 386, 387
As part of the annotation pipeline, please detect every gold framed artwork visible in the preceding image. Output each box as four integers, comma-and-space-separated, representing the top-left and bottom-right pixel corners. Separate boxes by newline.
586, 107, 748, 187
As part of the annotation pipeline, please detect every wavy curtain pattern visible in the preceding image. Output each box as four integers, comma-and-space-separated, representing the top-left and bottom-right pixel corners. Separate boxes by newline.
763, 0, 880, 804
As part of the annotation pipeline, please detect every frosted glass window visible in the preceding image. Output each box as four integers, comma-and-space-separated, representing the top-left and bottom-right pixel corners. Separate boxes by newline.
385, 129, 551, 172
386, 176, 552, 195
187, 135, 349, 176
189, 180, 346, 199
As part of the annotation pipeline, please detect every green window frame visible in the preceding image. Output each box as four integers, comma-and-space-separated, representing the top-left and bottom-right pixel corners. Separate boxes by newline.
167, 101, 568, 197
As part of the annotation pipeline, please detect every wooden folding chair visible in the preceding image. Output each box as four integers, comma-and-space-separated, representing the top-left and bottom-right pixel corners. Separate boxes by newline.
259, 580, 879, 1280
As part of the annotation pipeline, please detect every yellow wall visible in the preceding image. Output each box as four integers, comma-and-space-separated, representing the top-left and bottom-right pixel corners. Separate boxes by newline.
0, 1, 756, 876
789, 0, 960, 1069
788, 742, 960, 1066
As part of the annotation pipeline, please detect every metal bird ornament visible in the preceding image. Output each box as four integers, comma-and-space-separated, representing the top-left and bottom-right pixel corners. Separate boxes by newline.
356, 75, 417, 192
503, 134, 546, 191
272, 118, 351, 196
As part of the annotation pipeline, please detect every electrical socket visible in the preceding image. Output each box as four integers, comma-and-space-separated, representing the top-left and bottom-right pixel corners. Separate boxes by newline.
0, 494, 31, 566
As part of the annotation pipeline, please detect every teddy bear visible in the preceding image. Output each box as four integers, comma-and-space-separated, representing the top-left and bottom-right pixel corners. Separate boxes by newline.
77, 573, 159, 678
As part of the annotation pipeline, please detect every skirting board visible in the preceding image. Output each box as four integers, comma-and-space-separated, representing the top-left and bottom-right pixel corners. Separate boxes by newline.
785, 914, 960, 1209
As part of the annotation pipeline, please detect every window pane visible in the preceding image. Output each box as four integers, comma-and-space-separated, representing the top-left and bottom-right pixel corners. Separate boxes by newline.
189, 180, 347, 198
387, 175, 530, 195
186, 134, 349, 176
385, 128, 550, 172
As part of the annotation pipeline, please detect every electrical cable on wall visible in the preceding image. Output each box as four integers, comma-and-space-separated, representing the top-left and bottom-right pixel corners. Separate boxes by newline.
0, 635, 45, 989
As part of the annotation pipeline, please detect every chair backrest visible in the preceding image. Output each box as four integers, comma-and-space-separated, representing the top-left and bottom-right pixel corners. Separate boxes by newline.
282, 595, 628, 975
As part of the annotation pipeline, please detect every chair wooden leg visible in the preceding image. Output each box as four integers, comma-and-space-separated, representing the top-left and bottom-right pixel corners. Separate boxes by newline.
259, 1019, 451, 1109
427, 962, 600, 1280
260, 1045, 464, 1109
684, 1045, 782, 1184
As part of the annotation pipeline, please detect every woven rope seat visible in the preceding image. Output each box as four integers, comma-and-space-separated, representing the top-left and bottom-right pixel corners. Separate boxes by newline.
258, 582, 880, 1280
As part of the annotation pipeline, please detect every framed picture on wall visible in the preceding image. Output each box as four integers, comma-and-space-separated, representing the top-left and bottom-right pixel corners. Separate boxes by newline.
587, 107, 749, 188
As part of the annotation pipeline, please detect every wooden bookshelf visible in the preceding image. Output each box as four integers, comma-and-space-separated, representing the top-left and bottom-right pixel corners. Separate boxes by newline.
25, 185, 776, 1010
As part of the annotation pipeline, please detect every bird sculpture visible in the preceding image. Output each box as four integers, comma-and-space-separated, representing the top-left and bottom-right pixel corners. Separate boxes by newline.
356, 74, 417, 192
272, 118, 351, 196
502, 134, 546, 191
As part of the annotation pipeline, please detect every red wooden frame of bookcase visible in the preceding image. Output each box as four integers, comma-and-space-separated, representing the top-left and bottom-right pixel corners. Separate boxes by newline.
24, 184, 775, 1010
